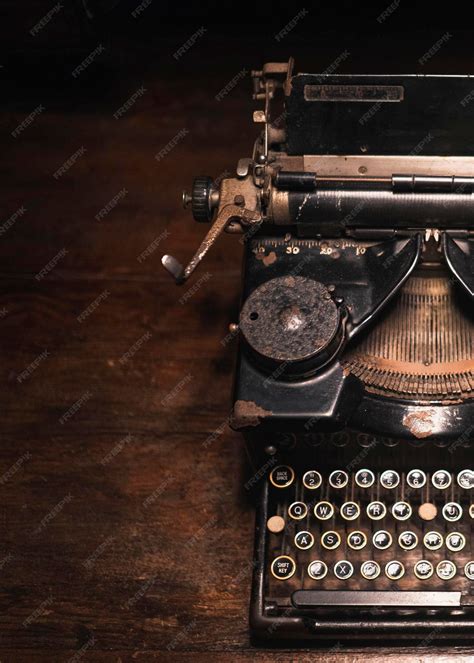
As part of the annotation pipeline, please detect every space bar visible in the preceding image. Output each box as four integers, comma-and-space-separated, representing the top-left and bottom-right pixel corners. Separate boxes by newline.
292, 590, 461, 608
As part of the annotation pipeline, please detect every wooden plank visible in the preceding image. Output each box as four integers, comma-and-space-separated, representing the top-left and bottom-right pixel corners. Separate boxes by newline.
0, 20, 473, 658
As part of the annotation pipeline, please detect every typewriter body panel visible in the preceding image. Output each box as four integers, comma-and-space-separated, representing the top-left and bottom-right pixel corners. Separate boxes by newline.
163, 60, 474, 641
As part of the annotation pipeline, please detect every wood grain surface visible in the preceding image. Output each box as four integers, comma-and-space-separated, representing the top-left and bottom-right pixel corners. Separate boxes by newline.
1, 18, 473, 661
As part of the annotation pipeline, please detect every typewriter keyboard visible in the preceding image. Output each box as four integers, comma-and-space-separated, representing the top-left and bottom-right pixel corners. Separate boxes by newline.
266, 465, 474, 606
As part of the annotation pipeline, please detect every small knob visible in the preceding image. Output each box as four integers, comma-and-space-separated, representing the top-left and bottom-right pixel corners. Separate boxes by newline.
182, 191, 192, 209
191, 176, 215, 222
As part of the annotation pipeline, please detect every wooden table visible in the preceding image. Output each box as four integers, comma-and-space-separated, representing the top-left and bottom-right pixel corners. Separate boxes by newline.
0, 37, 473, 661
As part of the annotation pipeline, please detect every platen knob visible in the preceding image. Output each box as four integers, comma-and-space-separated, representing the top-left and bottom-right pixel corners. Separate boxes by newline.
189, 176, 216, 222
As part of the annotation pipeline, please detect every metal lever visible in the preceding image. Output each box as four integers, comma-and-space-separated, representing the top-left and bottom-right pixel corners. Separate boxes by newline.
161, 204, 261, 284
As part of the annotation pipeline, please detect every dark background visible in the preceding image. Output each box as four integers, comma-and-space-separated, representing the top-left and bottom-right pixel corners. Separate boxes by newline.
1, 1, 474, 660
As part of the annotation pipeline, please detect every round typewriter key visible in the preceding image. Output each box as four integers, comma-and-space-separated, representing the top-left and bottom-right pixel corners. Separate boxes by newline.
470, 504, 474, 518
457, 469, 474, 490
464, 562, 474, 580
271, 555, 296, 580
288, 501, 308, 520
418, 502, 437, 521
347, 531, 367, 550
267, 515, 285, 534
432, 470, 452, 490
385, 560, 405, 580
406, 469, 427, 489
340, 501, 360, 521
308, 560, 328, 580
424, 531, 444, 551
314, 501, 335, 520
328, 470, 349, 489
380, 470, 400, 489
302, 470, 322, 490
334, 560, 354, 580
355, 469, 375, 488
321, 530, 341, 550
269, 465, 295, 488
373, 530, 393, 550
414, 560, 434, 580
398, 531, 418, 550
436, 560, 457, 581
442, 502, 463, 522
446, 532, 466, 552
361, 560, 381, 580
367, 501, 387, 520
392, 501, 412, 521
294, 531, 314, 550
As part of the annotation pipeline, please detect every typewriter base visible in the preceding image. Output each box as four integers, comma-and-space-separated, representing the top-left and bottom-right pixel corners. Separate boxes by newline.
250, 456, 474, 644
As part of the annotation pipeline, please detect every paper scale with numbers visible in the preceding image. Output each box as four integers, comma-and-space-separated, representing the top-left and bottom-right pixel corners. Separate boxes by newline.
163, 59, 474, 641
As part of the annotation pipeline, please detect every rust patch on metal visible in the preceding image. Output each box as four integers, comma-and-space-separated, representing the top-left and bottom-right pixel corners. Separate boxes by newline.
403, 410, 436, 439
231, 400, 272, 429
341, 365, 352, 378
256, 250, 277, 266
263, 251, 277, 266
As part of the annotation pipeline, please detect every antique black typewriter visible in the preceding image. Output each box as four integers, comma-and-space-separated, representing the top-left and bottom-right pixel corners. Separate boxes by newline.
162, 59, 474, 641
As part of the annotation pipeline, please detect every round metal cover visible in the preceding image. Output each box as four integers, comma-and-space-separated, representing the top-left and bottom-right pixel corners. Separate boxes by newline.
239, 276, 340, 369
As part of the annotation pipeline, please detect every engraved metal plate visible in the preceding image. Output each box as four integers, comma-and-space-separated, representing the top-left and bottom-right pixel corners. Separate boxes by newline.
304, 84, 404, 102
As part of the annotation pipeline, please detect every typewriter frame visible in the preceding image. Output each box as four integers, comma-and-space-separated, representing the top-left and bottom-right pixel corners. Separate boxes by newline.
164, 59, 474, 643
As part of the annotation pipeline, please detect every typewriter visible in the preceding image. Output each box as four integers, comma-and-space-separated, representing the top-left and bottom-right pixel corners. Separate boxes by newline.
162, 59, 474, 641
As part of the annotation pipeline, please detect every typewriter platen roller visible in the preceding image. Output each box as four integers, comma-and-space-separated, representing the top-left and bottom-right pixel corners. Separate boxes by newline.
163, 59, 474, 641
